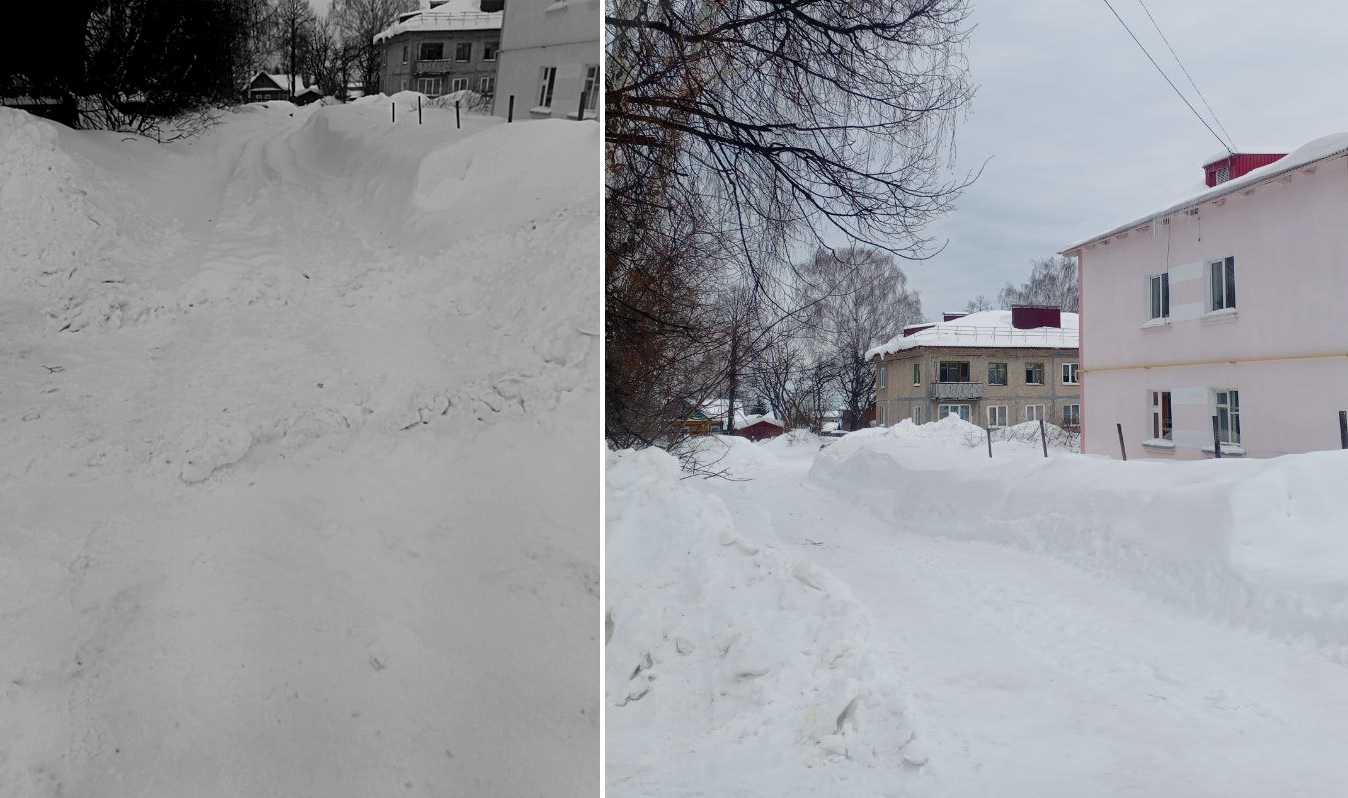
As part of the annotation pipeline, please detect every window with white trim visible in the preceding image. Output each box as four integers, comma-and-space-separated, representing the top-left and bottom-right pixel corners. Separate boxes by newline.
877, 364, 887, 389
1215, 389, 1240, 444
988, 362, 1007, 386
450, 77, 468, 92
938, 361, 971, 383
483, 42, 498, 61
537, 66, 557, 108
478, 76, 495, 95
1024, 362, 1044, 385
416, 77, 442, 96
1148, 272, 1170, 320
1214, 164, 1230, 184
1024, 404, 1045, 423
987, 405, 1008, 428
1150, 390, 1172, 441
878, 401, 888, 426
1210, 256, 1236, 311
911, 406, 923, 424
583, 64, 598, 111
1063, 404, 1081, 430
399, 78, 407, 91
937, 404, 971, 422
1062, 362, 1079, 385
455, 42, 472, 61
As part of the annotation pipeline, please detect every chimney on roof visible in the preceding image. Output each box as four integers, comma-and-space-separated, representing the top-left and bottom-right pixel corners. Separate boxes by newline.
942, 312, 967, 322
1202, 151, 1288, 187
1010, 305, 1061, 330
902, 323, 936, 337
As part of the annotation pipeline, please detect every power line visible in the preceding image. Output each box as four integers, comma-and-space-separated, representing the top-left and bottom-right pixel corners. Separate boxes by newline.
1134, 0, 1236, 149
1098, 0, 1232, 154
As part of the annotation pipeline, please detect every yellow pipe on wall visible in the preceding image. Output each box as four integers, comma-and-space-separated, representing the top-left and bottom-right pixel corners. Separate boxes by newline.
1082, 350, 1348, 375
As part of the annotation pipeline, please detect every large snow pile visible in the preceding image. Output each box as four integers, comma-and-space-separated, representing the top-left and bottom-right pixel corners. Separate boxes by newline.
606, 447, 927, 797
1, 102, 597, 796
814, 418, 1348, 654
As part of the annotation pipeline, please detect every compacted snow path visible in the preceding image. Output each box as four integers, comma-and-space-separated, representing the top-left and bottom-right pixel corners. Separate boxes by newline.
2, 102, 598, 796
622, 437, 1348, 797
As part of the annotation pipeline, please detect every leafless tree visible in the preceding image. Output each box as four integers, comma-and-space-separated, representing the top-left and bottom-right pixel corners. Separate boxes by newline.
606, 0, 975, 449
997, 255, 1079, 312
963, 294, 993, 313
273, 0, 318, 99
329, 0, 416, 94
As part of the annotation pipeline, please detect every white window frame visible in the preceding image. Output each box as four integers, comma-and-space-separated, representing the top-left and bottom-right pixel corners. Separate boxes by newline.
878, 401, 888, 427
483, 42, 498, 62
911, 405, 923, 424
1148, 272, 1170, 320
399, 78, 408, 91
583, 64, 599, 111
987, 405, 1008, 428
1210, 256, 1236, 311
1024, 404, 1045, 423
1062, 362, 1079, 385
537, 66, 557, 108
988, 361, 1008, 386
1214, 164, 1230, 184
1024, 362, 1045, 386
478, 76, 495, 95
877, 364, 887, 389
1063, 403, 1081, 430
937, 404, 971, 422
450, 77, 468, 92
416, 76, 442, 96
455, 42, 472, 62
1214, 389, 1240, 444
1150, 390, 1173, 441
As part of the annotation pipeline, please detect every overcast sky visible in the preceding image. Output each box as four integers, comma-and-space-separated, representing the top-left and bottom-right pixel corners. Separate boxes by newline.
897, 0, 1348, 318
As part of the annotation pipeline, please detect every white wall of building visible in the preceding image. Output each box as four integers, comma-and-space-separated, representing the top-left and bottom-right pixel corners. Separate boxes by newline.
491, 0, 599, 120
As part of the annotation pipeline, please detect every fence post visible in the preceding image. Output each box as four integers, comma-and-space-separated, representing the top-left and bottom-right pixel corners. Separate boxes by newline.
1116, 422, 1127, 461
391, 101, 395, 123
1211, 415, 1223, 458
455, 100, 461, 129
1339, 410, 1347, 449
986, 425, 993, 458
1038, 416, 1048, 457
418, 95, 422, 124
577, 89, 587, 121
507, 94, 514, 123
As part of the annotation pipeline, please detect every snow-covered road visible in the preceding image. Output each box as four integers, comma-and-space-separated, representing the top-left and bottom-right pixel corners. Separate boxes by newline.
2, 100, 598, 796
607, 427, 1348, 797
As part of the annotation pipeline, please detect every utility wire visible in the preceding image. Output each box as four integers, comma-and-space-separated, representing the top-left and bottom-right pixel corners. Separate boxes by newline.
1134, 0, 1236, 149
1098, 0, 1233, 154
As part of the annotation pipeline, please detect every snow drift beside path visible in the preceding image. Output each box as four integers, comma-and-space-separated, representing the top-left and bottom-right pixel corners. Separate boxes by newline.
606, 447, 927, 797
813, 415, 1348, 654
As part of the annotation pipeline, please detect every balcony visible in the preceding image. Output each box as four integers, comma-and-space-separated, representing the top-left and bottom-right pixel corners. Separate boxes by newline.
415, 59, 455, 74
929, 382, 984, 400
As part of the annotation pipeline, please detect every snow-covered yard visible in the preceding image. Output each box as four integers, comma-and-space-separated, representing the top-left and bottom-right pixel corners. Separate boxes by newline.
607, 417, 1348, 796
1, 98, 598, 796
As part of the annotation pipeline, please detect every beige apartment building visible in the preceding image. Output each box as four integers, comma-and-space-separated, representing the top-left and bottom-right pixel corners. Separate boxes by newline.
869, 307, 1081, 430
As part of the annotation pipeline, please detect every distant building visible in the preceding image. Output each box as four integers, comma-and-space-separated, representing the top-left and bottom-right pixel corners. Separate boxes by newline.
491, 0, 600, 120
374, 0, 502, 99
245, 72, 312, 103
869, 307, 1081, 430
1063, 136, 1348, 459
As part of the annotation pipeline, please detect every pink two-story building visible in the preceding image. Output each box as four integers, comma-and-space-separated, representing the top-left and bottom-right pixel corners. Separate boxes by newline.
1063, 135, 1348, 459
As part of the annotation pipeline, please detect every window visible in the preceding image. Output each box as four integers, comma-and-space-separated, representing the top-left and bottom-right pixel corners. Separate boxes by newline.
878, 401, 888, 426
455, 42, 472, 61
987, 405, 1008, 428
1150, 390, 1173, 441
537, 66, 557, 108
583, 64, 599, 111
1215, 389, 1240, 444
399, 79, 408, 91
1063, 404, 1081, 430
877, 365, 887, 389
988, 362, 1007, 386
937, 404, 971, 422
938, 361, 971, 383
402, 45, 408, 64
1024, 362, 1044, 385
1062, 362, 1079, 385
450, 78, 468, 92
416, 77, 442, 96
1148, 272, 1170, 320
1024, 404, 1045, 423
1210, 256, 1236, 311
419, 42, 443, 61
483, 42, 498, 61
479, 76, 495, 95
911, 406, 923, 424
911, 364, 921, 385
1215, 164, 1230, 184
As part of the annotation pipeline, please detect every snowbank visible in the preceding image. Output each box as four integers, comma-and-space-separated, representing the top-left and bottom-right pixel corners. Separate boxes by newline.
813, 418, 1348, 654
606, 447, 927, 796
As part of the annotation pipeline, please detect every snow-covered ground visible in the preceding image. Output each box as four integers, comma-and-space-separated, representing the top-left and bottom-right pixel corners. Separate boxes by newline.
1, 101, 598, 796
607, 417, 1348, 796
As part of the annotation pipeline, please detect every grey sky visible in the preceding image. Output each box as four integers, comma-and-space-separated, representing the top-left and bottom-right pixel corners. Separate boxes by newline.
902, 0, 1348, 318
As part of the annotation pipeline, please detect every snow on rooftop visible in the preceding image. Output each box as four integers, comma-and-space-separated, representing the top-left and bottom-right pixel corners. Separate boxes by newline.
248, 73, 311, 93
1066, 132, 1348, 252
867, 309, 1079, 360
373, 0, 502, 43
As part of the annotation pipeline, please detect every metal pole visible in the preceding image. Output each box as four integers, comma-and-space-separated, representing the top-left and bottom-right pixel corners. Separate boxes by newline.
1339, 410, 1347, 449
391, 101, 395, 123
1116, 422, 1127, 461
986, 425, 993, 458
507, 95, 514, 123
1212, 415, 1223, 458
455, 100, 460, 129
418, 95, 422, 124
1038, 416, 1048, 457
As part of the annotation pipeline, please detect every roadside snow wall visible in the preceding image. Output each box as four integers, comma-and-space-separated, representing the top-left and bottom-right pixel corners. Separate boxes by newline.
606, 447, 926, 796
812, 415, 1348, 655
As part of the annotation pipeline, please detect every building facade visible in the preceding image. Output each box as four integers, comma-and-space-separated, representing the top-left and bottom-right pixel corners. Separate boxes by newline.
870, 308, 1081, 431
375, 0, 502, 99
1063, 136, 1348, 459
491, 0, 600, 120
